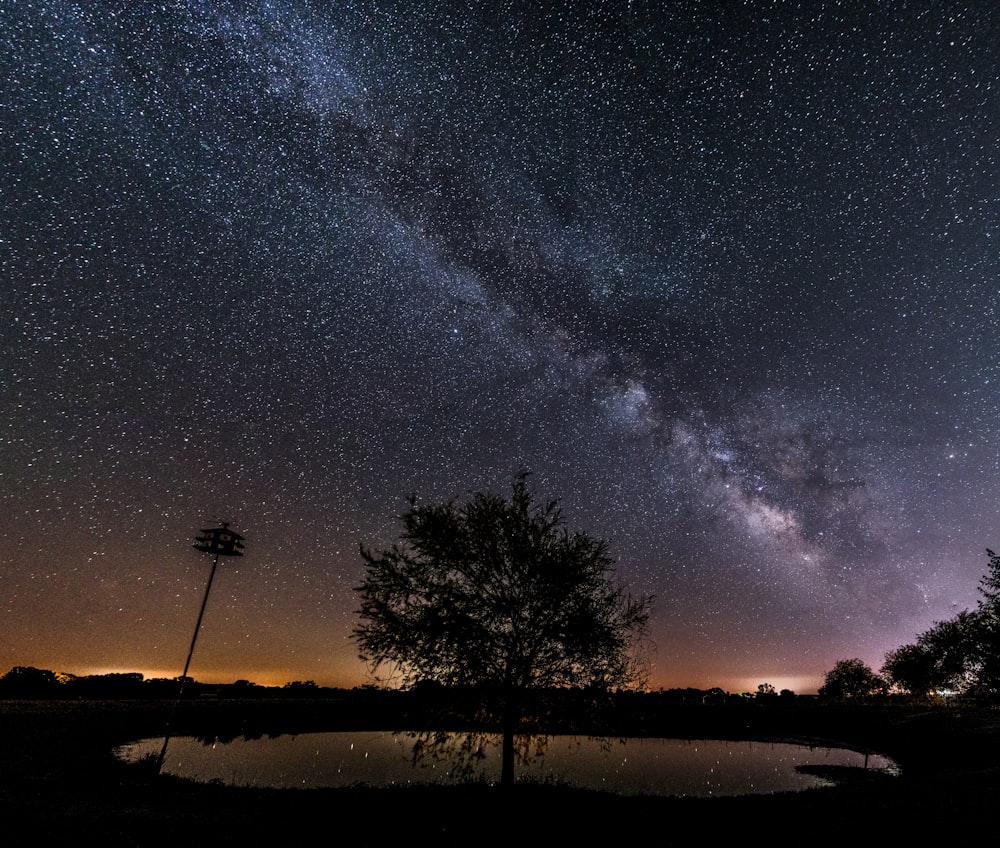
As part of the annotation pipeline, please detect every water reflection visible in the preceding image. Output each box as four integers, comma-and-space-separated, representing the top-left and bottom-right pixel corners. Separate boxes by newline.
119, 732, 897, 797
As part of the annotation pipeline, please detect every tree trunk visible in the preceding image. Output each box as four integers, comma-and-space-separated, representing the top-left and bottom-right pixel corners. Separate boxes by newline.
500, 687, 518, 788
501, 719, 515, 788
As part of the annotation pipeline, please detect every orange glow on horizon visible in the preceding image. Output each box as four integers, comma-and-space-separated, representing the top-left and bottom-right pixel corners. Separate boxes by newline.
32, 664, 822, 695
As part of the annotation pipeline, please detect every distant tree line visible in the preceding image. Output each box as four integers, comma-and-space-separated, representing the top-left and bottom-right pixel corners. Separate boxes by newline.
0, 667, 348, 700
0, 666, 800, 707
820, 549, 1000, 702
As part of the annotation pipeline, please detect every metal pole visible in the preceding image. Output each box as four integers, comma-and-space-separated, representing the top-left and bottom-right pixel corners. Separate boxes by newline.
157, 551, 221, 772
181, 550, 221, 682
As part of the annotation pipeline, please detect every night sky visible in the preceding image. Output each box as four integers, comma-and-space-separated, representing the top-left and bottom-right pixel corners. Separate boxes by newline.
3, 1, 998, 694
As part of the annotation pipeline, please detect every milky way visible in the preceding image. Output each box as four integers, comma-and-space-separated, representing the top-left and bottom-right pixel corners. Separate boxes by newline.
3, 1, 998, 692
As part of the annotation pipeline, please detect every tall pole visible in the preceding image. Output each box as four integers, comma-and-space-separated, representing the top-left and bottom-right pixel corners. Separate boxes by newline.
157, 523, 244, 774
180, 550, 221, 684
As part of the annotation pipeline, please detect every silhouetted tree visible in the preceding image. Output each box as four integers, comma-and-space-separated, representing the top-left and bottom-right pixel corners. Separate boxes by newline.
974, 549, 1000, 698
818, 658, 883, 700
882, 611, 980, 697
882, 643, 938, 697
354, 472, 652, 786
0, 666, 64, 697
65, 672, 145, 698
282, 680, 319, 697
702, 687, 728, 704
756, 682, 777, 698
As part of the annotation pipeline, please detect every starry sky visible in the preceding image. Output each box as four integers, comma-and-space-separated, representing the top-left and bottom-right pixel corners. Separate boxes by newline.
3, 1, 998, 694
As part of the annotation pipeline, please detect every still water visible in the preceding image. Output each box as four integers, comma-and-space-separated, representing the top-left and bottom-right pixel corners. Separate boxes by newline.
119, 732, 897, 797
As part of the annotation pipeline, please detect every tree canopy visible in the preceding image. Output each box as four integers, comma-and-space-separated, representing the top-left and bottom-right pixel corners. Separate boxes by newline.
881, 610, 980, 697
0, 666, 62, 697
353, 473, 652, 784
818, 658, 884, 700
975, 549, 1000, 697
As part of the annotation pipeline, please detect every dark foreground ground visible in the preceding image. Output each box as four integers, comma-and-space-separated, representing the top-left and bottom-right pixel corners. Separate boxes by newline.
1, 696, 998, 846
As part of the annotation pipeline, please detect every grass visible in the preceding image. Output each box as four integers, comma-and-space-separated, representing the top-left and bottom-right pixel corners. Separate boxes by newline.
1, 697, 998, 845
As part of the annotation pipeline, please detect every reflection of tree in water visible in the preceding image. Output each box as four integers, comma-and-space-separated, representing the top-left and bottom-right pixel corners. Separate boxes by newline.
195, 730, 282, 745
405, 730, 551, 784
404, 730, 622, 785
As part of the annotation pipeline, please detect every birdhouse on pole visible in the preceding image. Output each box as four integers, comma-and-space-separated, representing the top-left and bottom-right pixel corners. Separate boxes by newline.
193, 522, 245, 557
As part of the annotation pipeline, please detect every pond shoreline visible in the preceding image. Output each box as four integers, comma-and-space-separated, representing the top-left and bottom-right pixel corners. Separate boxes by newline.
123, 730, 897, 796
2, 697, 998, 843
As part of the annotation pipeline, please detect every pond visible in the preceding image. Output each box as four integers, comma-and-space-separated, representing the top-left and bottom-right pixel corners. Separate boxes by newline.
118, 731, 898, 797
